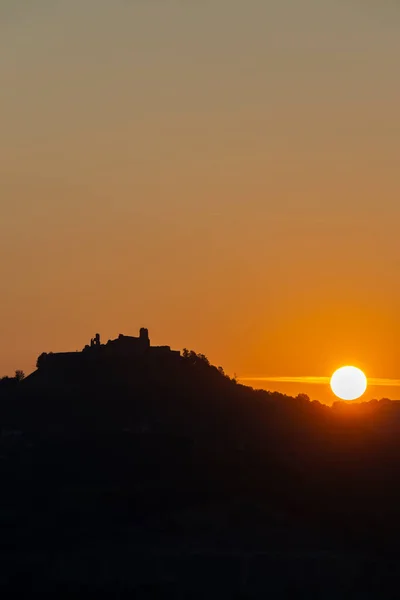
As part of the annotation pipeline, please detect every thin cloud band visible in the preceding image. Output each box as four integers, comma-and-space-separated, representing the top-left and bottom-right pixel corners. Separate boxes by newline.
239, 376, 400, 387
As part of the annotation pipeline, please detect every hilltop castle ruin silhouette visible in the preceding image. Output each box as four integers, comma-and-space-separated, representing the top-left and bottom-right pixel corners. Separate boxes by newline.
35, 328, 180, 372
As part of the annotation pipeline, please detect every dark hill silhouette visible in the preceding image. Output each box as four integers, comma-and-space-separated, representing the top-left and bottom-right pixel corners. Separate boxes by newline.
2, 331, 400, 597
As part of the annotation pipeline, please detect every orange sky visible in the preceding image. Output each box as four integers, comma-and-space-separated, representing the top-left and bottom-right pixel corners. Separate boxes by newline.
1, 1, 399, 404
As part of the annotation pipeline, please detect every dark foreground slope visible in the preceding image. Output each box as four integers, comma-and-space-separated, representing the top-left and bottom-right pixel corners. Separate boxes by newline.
1, 352, 400, 597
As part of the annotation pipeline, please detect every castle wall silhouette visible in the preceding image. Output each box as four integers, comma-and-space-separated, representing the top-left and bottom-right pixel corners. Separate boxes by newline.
36, 328, 180, 371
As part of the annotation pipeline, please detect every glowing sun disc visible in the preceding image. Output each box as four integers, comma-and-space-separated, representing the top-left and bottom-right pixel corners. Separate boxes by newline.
330, 366, 367, 400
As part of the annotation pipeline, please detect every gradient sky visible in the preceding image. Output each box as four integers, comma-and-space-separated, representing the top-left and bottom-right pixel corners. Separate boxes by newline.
1, 1, 399, 403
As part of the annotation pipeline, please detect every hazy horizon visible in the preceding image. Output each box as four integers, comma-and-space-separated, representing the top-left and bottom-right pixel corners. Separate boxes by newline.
1, 1, 399, 404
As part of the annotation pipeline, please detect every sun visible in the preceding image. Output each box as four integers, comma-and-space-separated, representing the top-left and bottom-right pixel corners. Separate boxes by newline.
330, 366, 367, 401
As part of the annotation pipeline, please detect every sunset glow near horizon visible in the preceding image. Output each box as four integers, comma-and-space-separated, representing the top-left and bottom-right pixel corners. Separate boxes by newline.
1, 1, 400, 404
